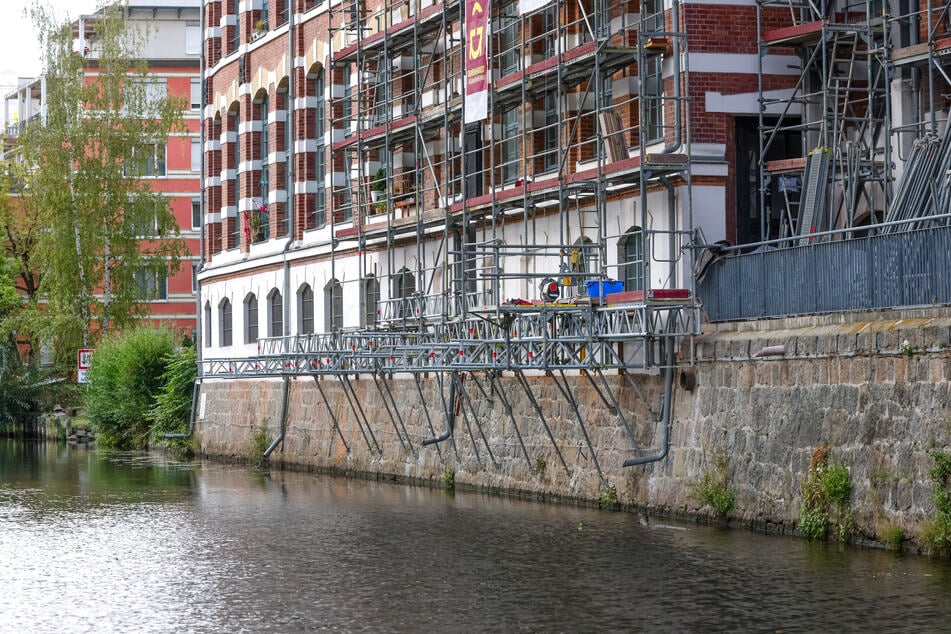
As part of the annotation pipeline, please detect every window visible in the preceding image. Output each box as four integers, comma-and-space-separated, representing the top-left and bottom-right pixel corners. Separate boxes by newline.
231, 108, 240, 248
643, 54, 664, 143
643, 0, 664, 33
134, 265, 168, 300
600, 74, 614, 109
204, 302, 212, 347
245, 293, 259, 343
541, 5, 557, 59
268, 289, 283, 336
219, 298, 233, 347
185, 23, 201, 55
342, 66, 352, 137
279, 0, 289, 26
571, 238, 600, 295
495, 0, 519, 76
299, 283, 314, 334
501, 106, 519, 183
192, 198, 201, 229
392, 268, 415, 318
260, 2, 270, 30
190, 78, 201, 110
324, 279, 343, 331
259, 94, 269, 205
312, 70, 327, 229
130, 211, 157, 237
374, 63, 392, 126
142, 79, 167, 105
129, 143, 166, 176
191, 138, 201, 172
191, 260, 199, 292
229, 0, 240, 53
363, 275, 379, 326
618, 227, 645, 292
541, 93, 558, 172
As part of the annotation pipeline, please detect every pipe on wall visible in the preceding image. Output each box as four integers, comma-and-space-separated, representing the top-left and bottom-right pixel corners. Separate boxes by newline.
623, 339, 675, 467
263, 376, 290, 458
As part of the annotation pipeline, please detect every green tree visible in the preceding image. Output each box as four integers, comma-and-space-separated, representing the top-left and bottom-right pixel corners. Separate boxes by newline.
0, 256, 72, 427
17, 2, 186, 368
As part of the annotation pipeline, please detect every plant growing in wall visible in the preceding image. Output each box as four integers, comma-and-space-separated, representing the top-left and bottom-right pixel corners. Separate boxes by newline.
690, 450, 735, 517
250, 422, 272, 466
599, 482, 619, 508
442, 467, 455, 490
920, 450, 951, 554
799, 446, 853, 541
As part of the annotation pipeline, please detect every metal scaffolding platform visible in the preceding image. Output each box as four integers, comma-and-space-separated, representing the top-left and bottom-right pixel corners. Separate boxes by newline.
200, 0, 697, 470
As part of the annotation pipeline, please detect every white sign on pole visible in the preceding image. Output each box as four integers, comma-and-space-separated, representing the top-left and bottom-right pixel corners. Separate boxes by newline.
77, 349, 94, 384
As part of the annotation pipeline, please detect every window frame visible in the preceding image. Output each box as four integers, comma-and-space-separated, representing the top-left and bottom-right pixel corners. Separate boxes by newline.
299, 283, 314, 334
363, 275, 379, 327
501, 106, 520, 184
618, 227, 645, 292
643, 54, 664, 144
185, 22, 201, 55
268, 289, 283, 337
324, 279, 343, 332
204, 302, 212, 347
219, 298, 233, 347
245, 293, 259, 343
133, 264, 168, 300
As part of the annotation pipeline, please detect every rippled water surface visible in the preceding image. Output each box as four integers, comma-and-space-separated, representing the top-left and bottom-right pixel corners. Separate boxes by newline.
2, 439, 951, 633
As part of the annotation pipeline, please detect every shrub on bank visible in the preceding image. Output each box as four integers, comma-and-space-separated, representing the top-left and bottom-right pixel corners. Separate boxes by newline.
84, 327, 177, 449
0, 340, 78, 431
150, 343, 197, 456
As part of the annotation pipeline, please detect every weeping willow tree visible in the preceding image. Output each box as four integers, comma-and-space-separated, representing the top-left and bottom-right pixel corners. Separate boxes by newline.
17, 2, 186, 368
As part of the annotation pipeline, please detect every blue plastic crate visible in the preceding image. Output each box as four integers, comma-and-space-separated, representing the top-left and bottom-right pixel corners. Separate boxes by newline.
584, 279, 624, 297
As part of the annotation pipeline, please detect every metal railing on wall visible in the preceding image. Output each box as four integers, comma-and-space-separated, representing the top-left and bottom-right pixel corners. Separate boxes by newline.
697, 220, 951, 322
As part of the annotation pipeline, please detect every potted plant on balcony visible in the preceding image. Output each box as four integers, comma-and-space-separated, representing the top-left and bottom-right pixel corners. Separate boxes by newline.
244, 201, 268, 243
370, 167, 386, 203
249, 19, 267, 41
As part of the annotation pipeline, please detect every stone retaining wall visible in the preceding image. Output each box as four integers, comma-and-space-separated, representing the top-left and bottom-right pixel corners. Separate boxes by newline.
197, 307, 951, 547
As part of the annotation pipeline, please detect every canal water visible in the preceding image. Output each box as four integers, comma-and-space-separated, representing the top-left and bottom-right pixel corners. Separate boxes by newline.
2, 439, 951, 633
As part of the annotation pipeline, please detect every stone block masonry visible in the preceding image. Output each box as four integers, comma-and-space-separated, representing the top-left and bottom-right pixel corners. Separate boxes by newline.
197, 307, 951, 547
198, 372, 666, 503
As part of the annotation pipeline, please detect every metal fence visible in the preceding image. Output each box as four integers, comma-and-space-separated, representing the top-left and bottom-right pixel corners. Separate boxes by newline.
697, 224, 951, 321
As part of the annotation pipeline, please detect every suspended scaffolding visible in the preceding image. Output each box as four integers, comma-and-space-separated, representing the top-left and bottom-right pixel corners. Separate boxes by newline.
202, 0, 698, 468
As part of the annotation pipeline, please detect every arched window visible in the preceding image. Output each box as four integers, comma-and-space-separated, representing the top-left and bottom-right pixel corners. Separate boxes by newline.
268, 288, 283, 336
363, 275, 379, 327
324, 278, 343, 331
571, 236, 598, 295
244, 293, 258, 343
203, 301, 212, 347
618, 227, 645, 292
299, 283, 314, 334
392, 267, 415, 318
219, 298, 233, 347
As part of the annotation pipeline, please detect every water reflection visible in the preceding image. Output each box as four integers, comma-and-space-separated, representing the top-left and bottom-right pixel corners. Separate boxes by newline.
1, 439, 950, 632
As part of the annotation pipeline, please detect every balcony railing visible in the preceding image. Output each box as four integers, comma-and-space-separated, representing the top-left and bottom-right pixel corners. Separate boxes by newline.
697, 220, 951, 321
